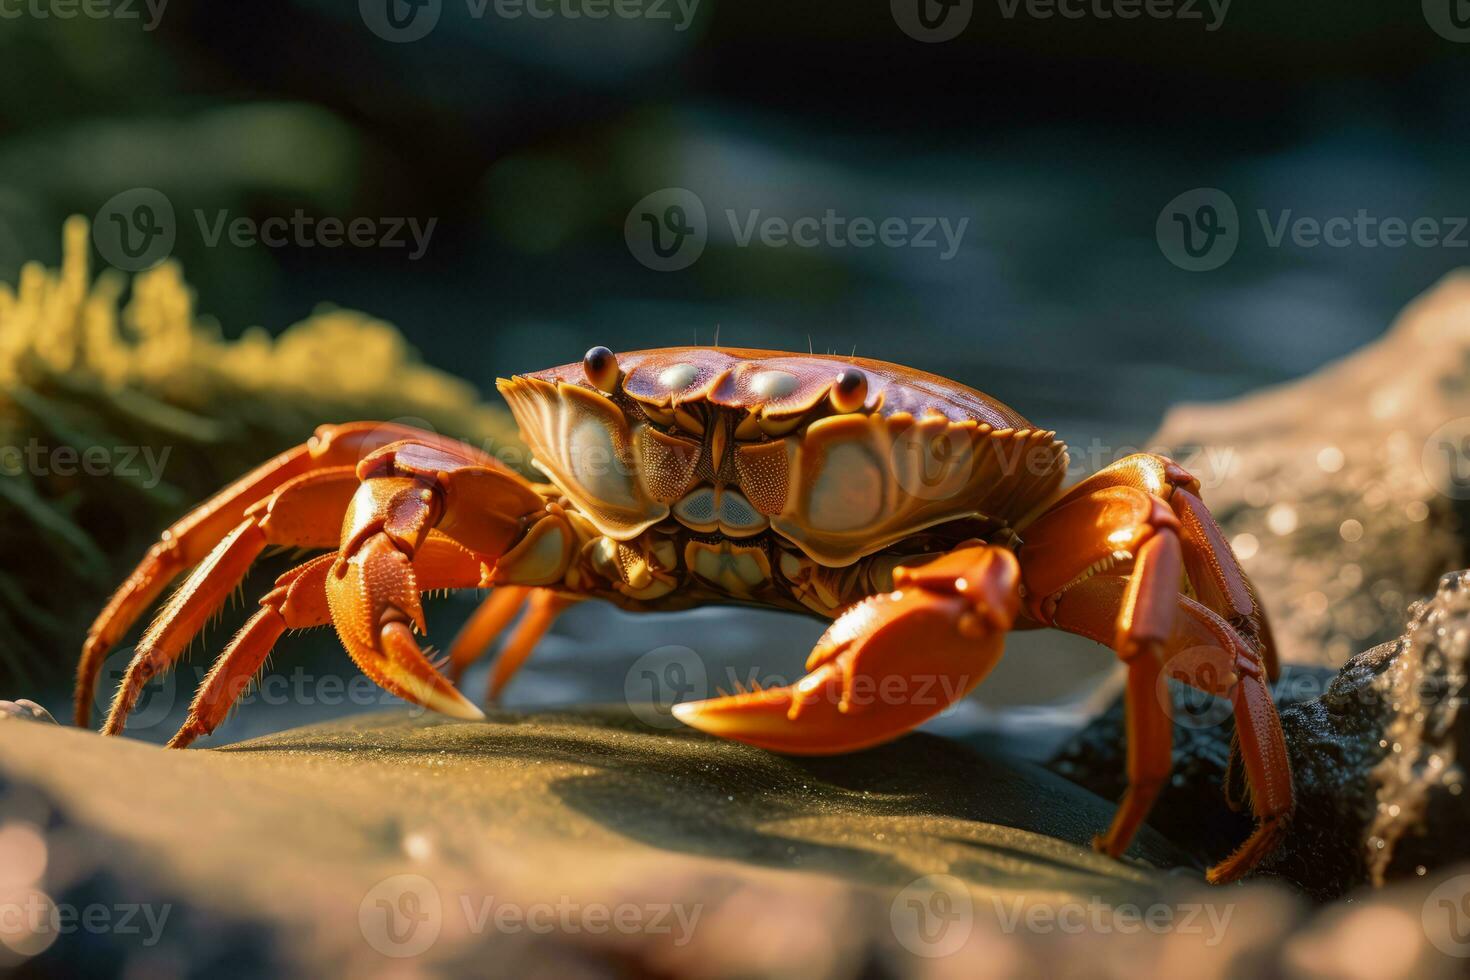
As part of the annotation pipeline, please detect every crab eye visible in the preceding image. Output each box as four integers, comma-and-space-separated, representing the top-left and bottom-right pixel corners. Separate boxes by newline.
583, 346, 619, 392
830, 367, 868, 413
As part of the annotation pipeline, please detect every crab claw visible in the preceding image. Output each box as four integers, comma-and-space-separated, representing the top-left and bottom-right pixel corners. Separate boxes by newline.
672, 546, 1019, 754
326, 531, 484, 721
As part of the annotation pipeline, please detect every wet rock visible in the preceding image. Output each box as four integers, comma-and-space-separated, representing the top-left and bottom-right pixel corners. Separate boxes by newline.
1151, 272, 1470, 666
1049, 570, 1470, 901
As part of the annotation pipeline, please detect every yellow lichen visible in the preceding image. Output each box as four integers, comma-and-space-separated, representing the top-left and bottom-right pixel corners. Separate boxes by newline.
0, 217, 522, 685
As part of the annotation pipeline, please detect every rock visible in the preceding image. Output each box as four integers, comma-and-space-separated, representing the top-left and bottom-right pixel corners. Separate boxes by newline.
1049, 570, 1470, 901
1151, 272, 1470, 666
0, 708, 1195, 976
0, 699, 56, 725
9, 709, 1470, 977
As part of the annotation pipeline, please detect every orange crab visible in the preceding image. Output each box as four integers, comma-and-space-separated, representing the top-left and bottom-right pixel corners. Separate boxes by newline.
76, 346, 1291, 883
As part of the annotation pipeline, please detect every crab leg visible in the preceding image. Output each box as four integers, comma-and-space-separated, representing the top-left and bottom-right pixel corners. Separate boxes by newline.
167, 533, 488, 748
445, 586, 576, 702
1048, 575, 1293, 884
77, 421, 496, 726
446, 587, 532, 682
485, 591, 577, 704
1021, 483, 1290, 879
164, 554, 336, 748
672, 544, 1021, 754
1018, 484, 1190, 861
1040, 453, 1279, 680
101, 466, 363, 735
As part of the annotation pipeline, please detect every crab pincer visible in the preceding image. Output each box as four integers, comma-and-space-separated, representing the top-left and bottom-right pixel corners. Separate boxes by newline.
674, 546, 1019, 754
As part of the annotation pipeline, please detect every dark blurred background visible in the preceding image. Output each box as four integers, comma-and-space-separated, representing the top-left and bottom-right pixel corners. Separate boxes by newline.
3, 1, 1468, 443
3, 0, 1470, 741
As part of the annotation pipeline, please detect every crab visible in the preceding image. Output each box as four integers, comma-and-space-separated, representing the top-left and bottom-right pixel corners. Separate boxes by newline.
76, 346, 1291, 883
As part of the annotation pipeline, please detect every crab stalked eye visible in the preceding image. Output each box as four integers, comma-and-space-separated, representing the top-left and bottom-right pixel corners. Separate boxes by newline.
830, 367, 868, 413
583, 346, 620, 392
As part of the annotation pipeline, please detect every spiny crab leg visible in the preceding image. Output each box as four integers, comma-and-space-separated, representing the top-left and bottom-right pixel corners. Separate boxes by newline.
101, 466, 362, 735
324, 441, 549, 722
673, 545, 1020, 754
77, 421, 500, 727
165, 553, 337, 748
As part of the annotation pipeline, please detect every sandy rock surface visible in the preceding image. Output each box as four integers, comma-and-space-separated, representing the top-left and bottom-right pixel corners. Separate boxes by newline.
1, 709, 1193, 976
1152, 272, 1470, 666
